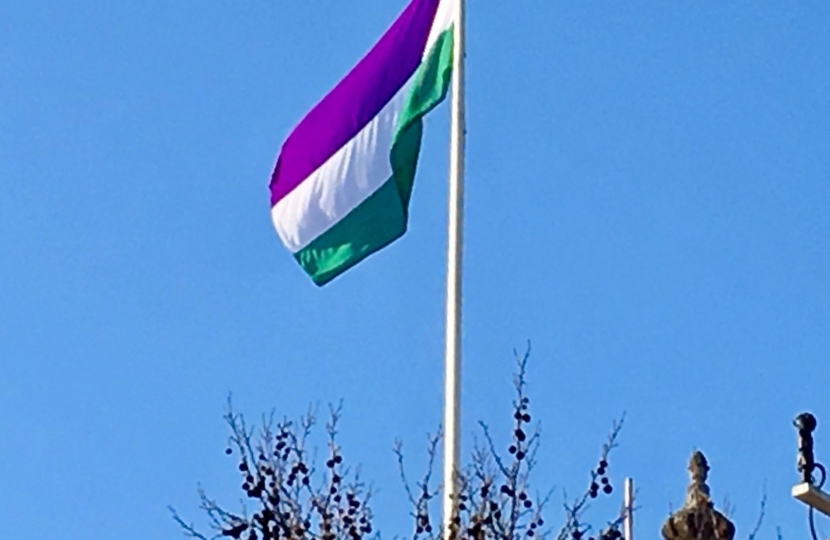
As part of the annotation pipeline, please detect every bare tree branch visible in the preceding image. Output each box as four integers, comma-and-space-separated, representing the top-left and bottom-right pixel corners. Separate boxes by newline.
394, 344, 629, 540
747, 487, 767, 540
173, 399, 375, 540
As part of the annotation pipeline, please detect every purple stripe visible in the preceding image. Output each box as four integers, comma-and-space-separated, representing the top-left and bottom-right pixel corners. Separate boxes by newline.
269, 0, 440, 206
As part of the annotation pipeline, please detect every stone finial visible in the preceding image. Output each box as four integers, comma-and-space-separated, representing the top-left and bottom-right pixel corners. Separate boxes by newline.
661, 451, 735, 540
686, 451, 711, 507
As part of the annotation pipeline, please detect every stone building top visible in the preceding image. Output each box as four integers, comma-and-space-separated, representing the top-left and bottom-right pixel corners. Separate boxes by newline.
661, 451, 735, 540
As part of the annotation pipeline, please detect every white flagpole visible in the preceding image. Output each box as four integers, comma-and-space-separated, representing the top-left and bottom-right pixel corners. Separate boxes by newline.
623, 478, 634, 540
443, 0, 466, 537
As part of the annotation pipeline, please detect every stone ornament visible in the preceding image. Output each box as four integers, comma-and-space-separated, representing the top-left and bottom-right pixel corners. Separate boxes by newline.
661, 451, 735, 540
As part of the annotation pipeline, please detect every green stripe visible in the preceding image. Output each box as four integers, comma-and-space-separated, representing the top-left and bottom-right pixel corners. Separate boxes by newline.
391, 26, 455, 210
294, 179, 406, 286
296, 26, 455, 286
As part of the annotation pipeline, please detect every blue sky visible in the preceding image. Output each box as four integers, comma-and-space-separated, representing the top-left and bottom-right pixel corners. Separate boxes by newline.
2, 0, 829, 538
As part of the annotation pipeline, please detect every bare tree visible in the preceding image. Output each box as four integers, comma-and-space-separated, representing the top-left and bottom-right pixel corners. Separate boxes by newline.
394, 345, 630, 540
173, 348, 630, 540
171, 401, 373, 540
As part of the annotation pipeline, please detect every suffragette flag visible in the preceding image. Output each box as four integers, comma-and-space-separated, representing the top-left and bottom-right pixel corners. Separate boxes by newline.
269, 0, 457, 286
269, 0, 466, 536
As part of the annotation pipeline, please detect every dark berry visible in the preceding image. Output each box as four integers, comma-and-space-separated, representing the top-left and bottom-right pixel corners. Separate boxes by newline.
225, 448, 233, 455
603, 485, 613, 494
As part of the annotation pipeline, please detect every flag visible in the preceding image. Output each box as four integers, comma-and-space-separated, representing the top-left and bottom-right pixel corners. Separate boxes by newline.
269, 0, 456, 286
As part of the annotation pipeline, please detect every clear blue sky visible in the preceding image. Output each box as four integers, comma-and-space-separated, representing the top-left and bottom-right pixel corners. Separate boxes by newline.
2, 1, 829, 538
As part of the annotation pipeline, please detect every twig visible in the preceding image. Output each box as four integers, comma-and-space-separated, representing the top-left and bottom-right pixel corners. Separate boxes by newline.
747, 486, 767, 540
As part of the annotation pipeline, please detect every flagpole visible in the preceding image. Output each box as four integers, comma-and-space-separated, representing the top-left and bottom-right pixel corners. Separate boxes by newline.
443, 0, 466, 537
624, 478, 634, 540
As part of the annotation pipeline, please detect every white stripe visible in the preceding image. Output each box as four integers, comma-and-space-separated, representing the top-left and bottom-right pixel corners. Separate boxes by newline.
272, 79, 413, 253
425, 0, 456, 56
